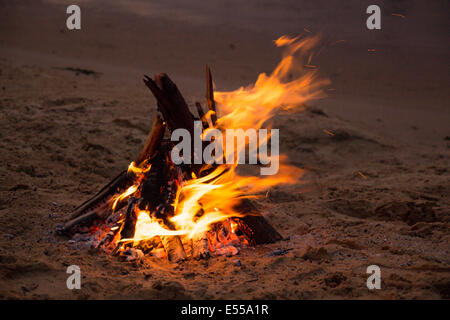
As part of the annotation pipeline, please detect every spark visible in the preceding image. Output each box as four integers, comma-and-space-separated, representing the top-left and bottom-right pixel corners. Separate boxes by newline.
391, 13, 406, 19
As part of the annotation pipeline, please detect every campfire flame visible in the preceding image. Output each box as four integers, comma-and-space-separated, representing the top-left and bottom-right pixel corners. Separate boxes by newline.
109, 35, 328, 255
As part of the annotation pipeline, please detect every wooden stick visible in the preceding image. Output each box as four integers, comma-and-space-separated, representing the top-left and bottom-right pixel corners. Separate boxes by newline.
233, 199, 283, 244
135, 237, 162, 254
97, 220, 123, 248
206, 65, 217, 125
112, 197, 139, 255
61, 210, 99, 233
191, 231, 210, 259
195, 102, 209, 130
66, 114, 165, 225
65, 71, 285, 255
143, 74, 195, 135
68, 170, 130, 220
135, 115, 165, 165
119, 197, 139, 242
160, 235, 187, 262
139, 143, 170, 213
144, 73, 204, 172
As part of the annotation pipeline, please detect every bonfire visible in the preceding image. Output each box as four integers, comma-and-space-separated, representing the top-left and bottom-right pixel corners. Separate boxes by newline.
57, 36, 327, 262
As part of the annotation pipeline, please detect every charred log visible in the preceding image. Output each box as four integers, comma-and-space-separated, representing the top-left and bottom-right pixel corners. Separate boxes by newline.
143, 74, 195, 136
60, 115, 165, 234
195, 102, 209, 130
135, 115, 165, 165
112, 197, 139, 254
97, 220, 123, 248
61, 210, 100, 233
234, 199, 283, 244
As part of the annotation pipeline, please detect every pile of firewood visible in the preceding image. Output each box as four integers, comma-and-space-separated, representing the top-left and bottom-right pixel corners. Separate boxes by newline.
57, 67, 282, 262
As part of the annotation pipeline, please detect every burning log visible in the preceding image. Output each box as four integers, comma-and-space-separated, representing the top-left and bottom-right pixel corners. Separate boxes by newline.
206, 65, 218, 125
96, 220, 122, 249
135, 115, 165, 165
68, 116, 164, 223
234, 199, 283, 244
61, 209, 99, 233
112, 197, 139, 255
59, 116, 166, 235
160, 235, 187, 262
144, 74, 206, 174
119, 198, 139, 242
144, 74, 195, 137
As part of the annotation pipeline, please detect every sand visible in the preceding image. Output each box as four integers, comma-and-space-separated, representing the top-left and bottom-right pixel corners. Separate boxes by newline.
0, 0, 448, 299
